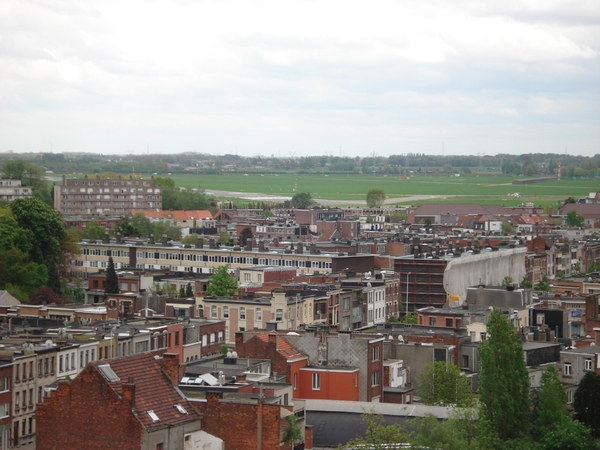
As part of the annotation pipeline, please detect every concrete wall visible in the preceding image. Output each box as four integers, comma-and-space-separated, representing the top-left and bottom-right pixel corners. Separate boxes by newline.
444, 247, 527, 306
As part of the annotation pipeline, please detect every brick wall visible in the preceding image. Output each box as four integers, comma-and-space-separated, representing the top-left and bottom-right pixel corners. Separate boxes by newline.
235, 332, 292, 383
36, 366, 143, 450
193, 393, 282, 450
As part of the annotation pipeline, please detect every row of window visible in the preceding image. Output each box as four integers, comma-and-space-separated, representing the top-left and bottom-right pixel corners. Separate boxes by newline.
210, 305, 282, 322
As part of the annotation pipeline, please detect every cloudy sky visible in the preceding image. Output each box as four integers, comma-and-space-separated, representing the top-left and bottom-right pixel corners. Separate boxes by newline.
0, 0, 598, 157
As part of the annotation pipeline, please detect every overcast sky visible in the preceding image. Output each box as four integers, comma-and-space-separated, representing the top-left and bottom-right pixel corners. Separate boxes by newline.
1, 0, 598, 157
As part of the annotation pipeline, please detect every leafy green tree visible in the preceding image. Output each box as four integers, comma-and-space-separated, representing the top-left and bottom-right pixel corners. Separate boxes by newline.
366, 188, 386, 208
217, 230, 231, 244
220, 344, 229, 356
402, 312, 417, 324
104, 256, 119, 294
81, 220, 107, 240
179, 286, 186, 298
418, 361, 475, 407
534, 275, 551, 291
532, 366, 570, 440
501, 276, 513, 287
152, 219, 181, 240
115, 216, 137, 237
520, 275, 533, 289
131, 213, 153, 236
9, 197, 68, 293
478, 308, 530, 441
181, 233, 200, 246
291, 192, 313, 209
282, 414, 303, 449
539, 419, 594, 450
185, 283, 193, 297
574, 371, 600, 438
239, 227, 253, 246
261, 209, 274, 217
206, 265, 238, 297
566, 210, 585, 228
342, 412, 409, 450
1, 160, 51, 204
501, 222, 513, 234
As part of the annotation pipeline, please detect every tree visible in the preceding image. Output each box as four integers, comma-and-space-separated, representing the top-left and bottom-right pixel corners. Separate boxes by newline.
206, 265, 238, 297
239, 227, 253, 246
573, 371, 600, 438
9, 197, 69, 293
366, 188, 385, 208
501, 276, 513, 287
566, 210, 585, 228
533, 366, 570, 440
534, 275, 551, 291
282, 414, 303, 449
185, 283, 193, 297
29, 286, 64, 305
81, 220, 107, 240
539, 419, 594, 450
501, 222, 513, 234
261, 209, 274, 217
343, 412, 409, 450
178, 286, 185, 298
104, 256, 119, 294
520, 275, 533, 289
220, 344, 229, 356
478, 308, 530, 441
131, 213, 153, 236
291, 192, 313, 209
115, 216, 137, 237
418, 361, 475, 407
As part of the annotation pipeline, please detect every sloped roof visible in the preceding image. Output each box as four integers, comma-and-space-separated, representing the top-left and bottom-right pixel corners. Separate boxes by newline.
412, 203, 507, 216
92, 353, 201, 430
257, 332, 307, 361
559, 203, 600, 218
131, 210, 213, 220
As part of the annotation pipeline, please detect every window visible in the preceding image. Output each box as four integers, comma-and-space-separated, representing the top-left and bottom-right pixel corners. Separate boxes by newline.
446, 318, 453, 327
120, 282, 128, 291
312, 373, 321, 390
223, 306, 229, 318
462, 355, 469, 368
480, 332, 487, 341
567, 390, 574, 404
0, 403, 9, 419
0, 378, 8, 393
564, 363, 572, 376
211, 305, 217, 319
371, 370, 380, 386
276, 309, 283, 321
372, 346, 380, 361
294, 373, 298, 390
429, 317, 437, 326
256, 308, 262, 321
240, 307, 246, 320
585, 359, 593, 371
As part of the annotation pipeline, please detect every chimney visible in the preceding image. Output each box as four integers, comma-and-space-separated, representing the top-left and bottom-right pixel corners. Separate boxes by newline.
116, 233, 122, 244
310, 243, 317, 255
594, 328, 600, 346
245, 240, 252, 251
258, 241, 266, 252
162, 234, 169, 246
103, 233, 110, 244
162, 353, 180, 385
122, 376, 136, 404
296, 242, 304, 254
196, 237, 204, 249
209, 238, 216, 249
206, 391, 222, 404
268, 332, 278, 351
149, 234, 155, 245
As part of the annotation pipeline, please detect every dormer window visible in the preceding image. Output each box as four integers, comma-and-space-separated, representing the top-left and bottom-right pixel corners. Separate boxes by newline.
174, 404, 188, 415
147, 410, 160, 422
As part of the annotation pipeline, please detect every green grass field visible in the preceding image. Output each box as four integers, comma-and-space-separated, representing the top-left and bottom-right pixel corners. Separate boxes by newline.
168, 173, 600, 207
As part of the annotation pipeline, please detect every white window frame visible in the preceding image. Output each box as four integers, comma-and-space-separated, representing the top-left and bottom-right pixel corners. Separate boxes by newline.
312, 372, 320, 390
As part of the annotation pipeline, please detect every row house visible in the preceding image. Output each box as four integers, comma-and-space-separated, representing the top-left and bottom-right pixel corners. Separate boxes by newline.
199, 290, 316, 343
130, 209, 215, 230
182, 319, 226, 361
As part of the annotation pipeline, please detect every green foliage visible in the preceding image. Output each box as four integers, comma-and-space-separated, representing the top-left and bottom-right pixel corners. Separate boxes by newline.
104, 257, 119, 294
131, 213, 153, 236
501, 221, 513, 233
574, 371, 600, 438
388, 315, 399, 323
366, 188, 386, 208
153, 176, 176, 188
181, 233, 200, 246
418, 361, 475, 407
150, 281, 178, 296
239, 227, 253, 246
402, 312, 418, 324
115, 216, 137, 237
29, 286, 64, 305
179, 286, 185, 298
502, 276, 513, 287
478, 308, 530, 441
158, 176, 209, 210
532, 366, 570, 440
342, 412, 410, 449
291, 192, 313, 208
1, 160, 51, 205
9, 197, 68, 293
520, 275, 533, 288
206, 265, 238, 297
534, 275, 551, 291
391, 210, 408, 222
218, 230, 231, 244
81, 220, 107, 240
220, 344, 229, 356
152, 219, 182, 240
282, 414, 303, 447
261, 209, 274, 217
185, 283, 193, 297
566, 210, 585, 228
539, 419, 594, 450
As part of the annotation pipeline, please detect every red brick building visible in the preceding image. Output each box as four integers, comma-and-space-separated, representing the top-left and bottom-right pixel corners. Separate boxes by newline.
36, 353, 216, 450
0, 361, 11, 448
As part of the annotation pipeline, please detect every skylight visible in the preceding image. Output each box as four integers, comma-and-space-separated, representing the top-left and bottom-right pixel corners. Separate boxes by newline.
97, 364, 120, 382
147, 410, 160, 422
174, 404, 188, 415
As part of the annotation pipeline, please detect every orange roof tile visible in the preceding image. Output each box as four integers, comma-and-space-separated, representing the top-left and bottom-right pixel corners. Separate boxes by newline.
93, 353, 201, 430
256, 332, 306, 361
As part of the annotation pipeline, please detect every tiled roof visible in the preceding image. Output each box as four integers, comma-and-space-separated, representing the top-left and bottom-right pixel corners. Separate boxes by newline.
92, 353, 201, 430
412, 203, 507, 216
256, 332, 306, 361
130, 210, 213, 220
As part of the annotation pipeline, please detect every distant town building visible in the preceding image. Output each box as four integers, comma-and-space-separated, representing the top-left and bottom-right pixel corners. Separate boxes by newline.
0, 179, 31, 202
54, 175, 162, 217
